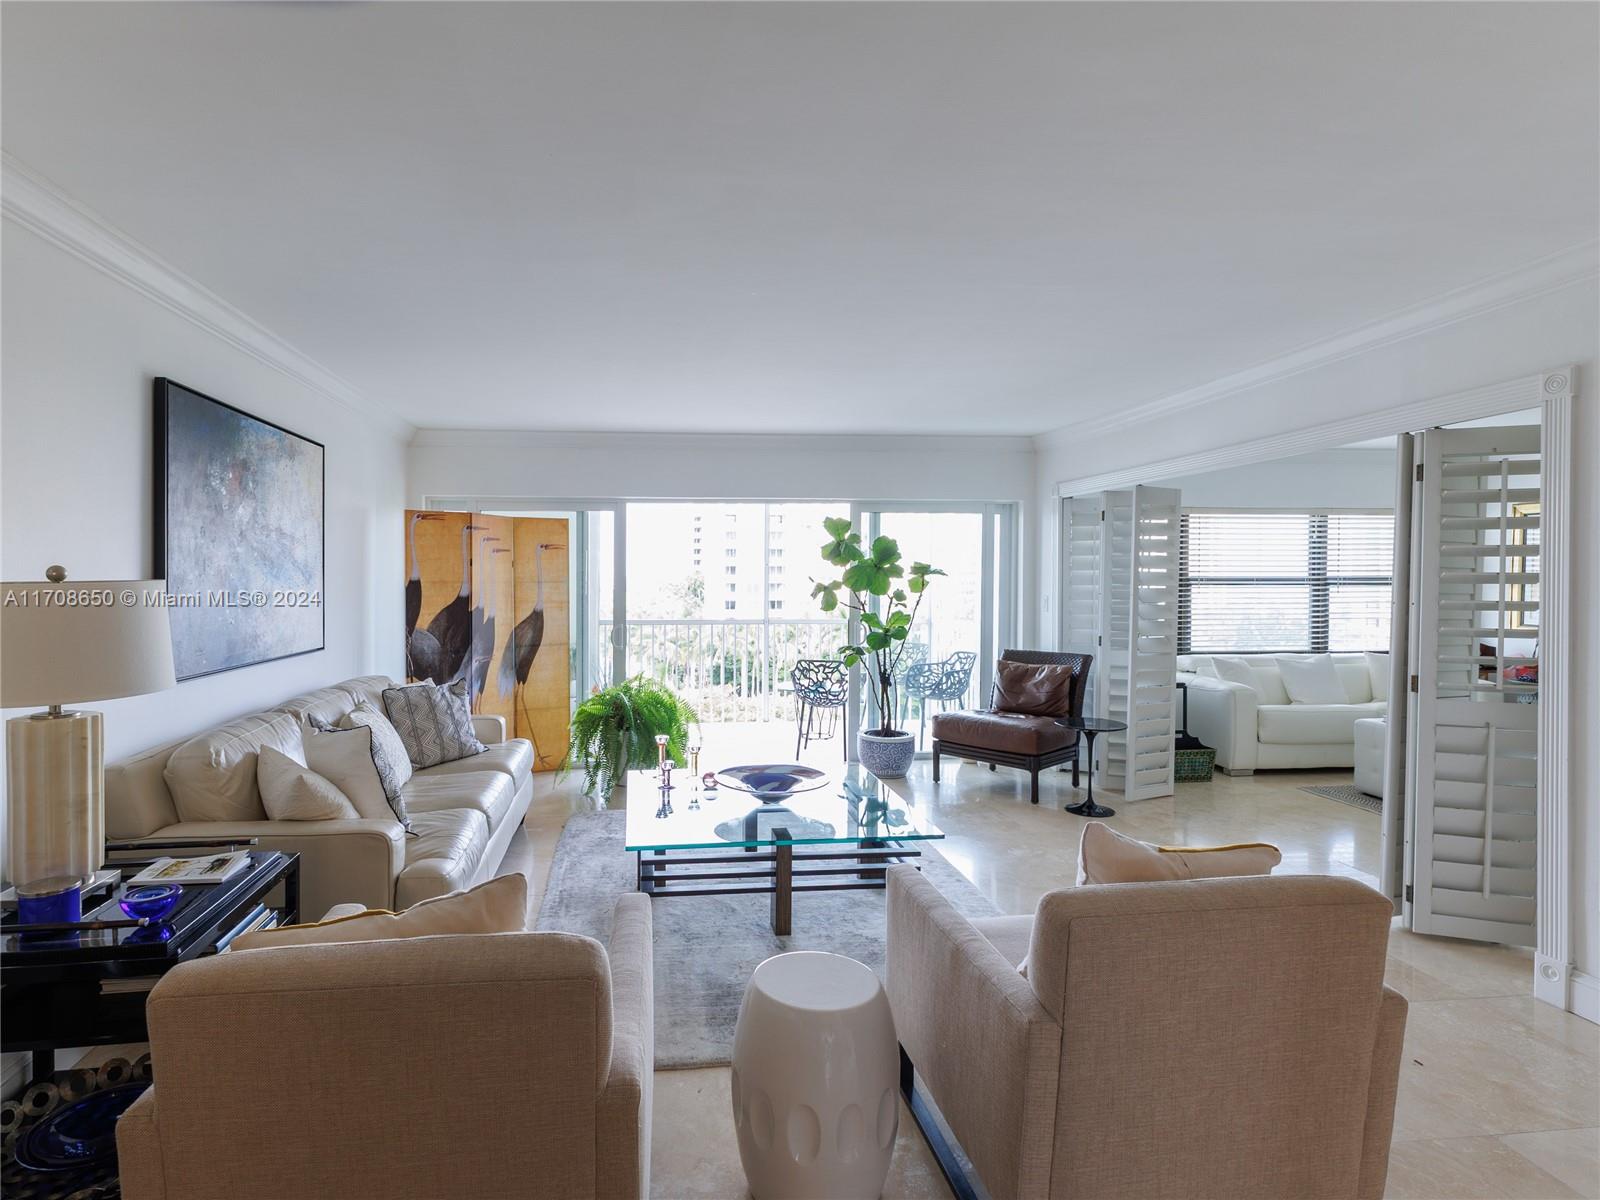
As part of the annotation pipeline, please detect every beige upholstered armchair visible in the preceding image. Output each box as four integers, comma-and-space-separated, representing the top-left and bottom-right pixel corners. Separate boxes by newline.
116, 895, 653, 1200
887, 867, 1407, 1200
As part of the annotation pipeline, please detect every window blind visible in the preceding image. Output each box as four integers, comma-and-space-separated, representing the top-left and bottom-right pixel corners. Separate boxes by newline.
1178, 510, 1394, 654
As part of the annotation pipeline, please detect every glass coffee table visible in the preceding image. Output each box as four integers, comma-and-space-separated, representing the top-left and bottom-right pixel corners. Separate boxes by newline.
624, 765, 944, 935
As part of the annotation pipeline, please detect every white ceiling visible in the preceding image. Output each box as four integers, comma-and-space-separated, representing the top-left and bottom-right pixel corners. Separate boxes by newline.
4, 2, 1596, 435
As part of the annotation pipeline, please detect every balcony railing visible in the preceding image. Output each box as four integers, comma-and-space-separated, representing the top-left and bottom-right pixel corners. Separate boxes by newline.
602, 619, 842, 723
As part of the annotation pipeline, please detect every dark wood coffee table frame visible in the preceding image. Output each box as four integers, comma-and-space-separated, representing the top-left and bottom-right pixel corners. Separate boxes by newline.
635, 831, 924, 936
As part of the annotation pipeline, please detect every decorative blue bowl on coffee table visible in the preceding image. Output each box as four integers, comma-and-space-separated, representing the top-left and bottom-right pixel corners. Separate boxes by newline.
118, 884, 182, 923
714, 764, 828, 803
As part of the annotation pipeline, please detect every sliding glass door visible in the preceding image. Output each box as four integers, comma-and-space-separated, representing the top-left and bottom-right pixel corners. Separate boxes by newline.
620, 502, 847, 725
429, 495, 1014, 764
850, 503, 1013, 753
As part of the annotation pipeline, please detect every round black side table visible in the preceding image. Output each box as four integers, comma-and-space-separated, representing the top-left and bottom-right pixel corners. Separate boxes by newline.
1058, 717, 1128, 818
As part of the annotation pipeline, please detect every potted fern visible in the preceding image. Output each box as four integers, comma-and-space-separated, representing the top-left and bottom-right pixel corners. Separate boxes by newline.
563, 675, 699, 797
811, 516, 943, 778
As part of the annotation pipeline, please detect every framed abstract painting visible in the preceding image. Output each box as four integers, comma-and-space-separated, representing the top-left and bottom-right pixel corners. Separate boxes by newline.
154, 378, 325, 680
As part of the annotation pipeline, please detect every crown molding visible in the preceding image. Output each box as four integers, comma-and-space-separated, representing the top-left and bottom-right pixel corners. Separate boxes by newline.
409, 428, 1036, 454
1, 152, 412, 437
1050, 367, 1567, 498
1046, 240, 1600, 444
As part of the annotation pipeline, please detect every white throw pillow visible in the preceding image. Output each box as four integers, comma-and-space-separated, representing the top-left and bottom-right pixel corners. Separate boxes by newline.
1277, 655, 1348, 705
1208, 656, 1262, 696
303, 720, 404, 827
339, 702, 414, 801
232, 873, 527, 951
1365, 652, 1391, 702
257, 744, 359, 822
1334, 659, 1373, 704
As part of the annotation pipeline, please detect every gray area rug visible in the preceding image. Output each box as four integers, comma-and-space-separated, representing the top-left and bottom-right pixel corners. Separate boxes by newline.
535, 809, 999, 1068
1300, 784, 1383, 814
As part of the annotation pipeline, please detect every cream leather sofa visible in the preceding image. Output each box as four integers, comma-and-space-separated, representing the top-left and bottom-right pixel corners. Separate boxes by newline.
887, 867, 1406, 1200
105, 675, 534, 920
117, 893, 653, 1200
1177, 653, 1388, 775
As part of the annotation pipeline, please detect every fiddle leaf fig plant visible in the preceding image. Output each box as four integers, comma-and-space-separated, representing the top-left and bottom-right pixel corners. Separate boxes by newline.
812, 516, 943, 736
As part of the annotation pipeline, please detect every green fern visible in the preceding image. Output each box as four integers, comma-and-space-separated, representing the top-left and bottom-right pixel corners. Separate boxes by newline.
562, 675, 699, 797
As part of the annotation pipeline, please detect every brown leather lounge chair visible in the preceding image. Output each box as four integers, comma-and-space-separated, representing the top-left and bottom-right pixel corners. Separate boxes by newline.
930, 650, 1092, 805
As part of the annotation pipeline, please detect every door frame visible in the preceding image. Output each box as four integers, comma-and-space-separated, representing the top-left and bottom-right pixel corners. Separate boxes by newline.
1048, 366, 1578, 1016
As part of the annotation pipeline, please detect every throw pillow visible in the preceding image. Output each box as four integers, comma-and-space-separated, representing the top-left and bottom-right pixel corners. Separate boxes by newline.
303, 718, 411, 830
1277, 655, 1347, 705
1076, 822, 1281, 885
1365, 651, 1390, 703
232, 873, 527, 951
339, 702, 414, 802
992, 660, 1075, 716
257, 743, 359, 822
1208, 655, 1262, 696
382, 679, 486, 768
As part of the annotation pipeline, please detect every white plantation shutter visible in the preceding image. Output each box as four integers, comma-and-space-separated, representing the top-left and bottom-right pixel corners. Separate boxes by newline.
1411, 425, 1540, 946
1060, 495, 1103, 717
1179, 510, 1394, 653
1096, 486, 1179, 801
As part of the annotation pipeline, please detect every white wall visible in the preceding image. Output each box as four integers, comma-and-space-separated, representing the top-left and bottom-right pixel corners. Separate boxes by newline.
1151, 447, 1397, 510
409, 429, 1040, 644
1034, 276, 1600, 994
0, 223, 409, 767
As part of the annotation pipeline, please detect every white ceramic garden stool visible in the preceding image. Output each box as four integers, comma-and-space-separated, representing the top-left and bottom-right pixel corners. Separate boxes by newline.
732, 951, 899, 1200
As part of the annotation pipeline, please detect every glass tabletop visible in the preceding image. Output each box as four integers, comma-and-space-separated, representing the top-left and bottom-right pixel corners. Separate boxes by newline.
623, 765, 943, 852
1059, 717, 1129, 733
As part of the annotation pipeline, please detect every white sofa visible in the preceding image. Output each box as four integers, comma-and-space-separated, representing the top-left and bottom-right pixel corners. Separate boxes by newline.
1177, 653, 1388, 775
105, 675, 535, 919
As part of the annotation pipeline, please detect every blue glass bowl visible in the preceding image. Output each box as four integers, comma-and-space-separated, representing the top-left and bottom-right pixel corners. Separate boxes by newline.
14, 1081, 150, 1171
118, 884, 182, 923
714, 763, 829, 802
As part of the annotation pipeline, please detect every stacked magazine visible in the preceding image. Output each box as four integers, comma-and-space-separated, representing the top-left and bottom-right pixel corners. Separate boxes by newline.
130, 851, 250, 886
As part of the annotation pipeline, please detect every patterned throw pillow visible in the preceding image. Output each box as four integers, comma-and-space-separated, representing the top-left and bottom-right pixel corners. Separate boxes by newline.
382, 680, 487, 769
332, 703, 414, 815
302, 719, 401, 827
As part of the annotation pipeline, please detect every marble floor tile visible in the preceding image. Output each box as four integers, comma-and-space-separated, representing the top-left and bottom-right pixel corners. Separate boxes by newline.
1497, 1128, 1600, 1199
652, 1067, 948, 1200
1386, 1136, 1588, 1199
1394, 997, 1600, 1142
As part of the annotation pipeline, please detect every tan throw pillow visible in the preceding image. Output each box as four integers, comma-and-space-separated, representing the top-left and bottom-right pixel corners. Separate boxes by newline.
302, 720, 400, 826
339, 702, 414, 801
993, 660, 1075, 716
257, 744, 359, 822
1075, 822, 1281, 886
232, 873, 528, 951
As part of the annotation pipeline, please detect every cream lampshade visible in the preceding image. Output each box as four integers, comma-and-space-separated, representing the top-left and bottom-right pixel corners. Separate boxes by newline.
2, 572, 176, 890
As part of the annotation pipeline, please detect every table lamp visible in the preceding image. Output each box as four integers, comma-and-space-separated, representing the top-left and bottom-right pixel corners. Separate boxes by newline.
2, 568, 176, 895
